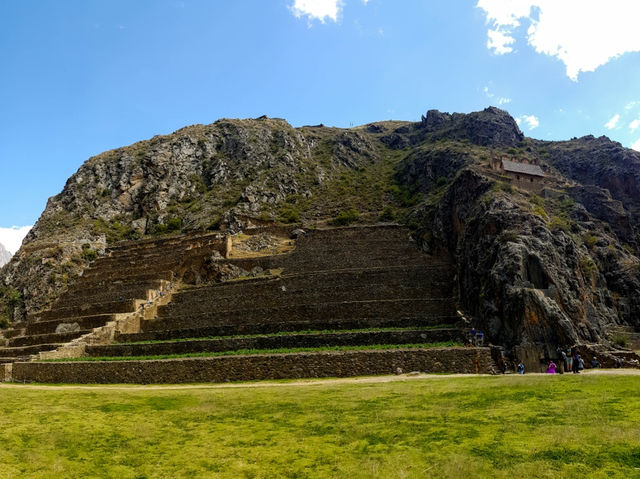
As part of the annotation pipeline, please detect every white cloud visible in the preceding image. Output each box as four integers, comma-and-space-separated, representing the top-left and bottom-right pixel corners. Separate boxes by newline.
487, 28, 516, 54
0, 225, 32, 255
630, 118, 640, 132
605, 114, 621, 130
290, 0, 343, 23
516, 115, 539, 130
476, 1, 640, 81
632, 138, 640, 152
483, 85, 511, 105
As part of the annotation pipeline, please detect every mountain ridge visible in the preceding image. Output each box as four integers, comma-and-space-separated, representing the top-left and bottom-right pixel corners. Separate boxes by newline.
1, 106, 639, 361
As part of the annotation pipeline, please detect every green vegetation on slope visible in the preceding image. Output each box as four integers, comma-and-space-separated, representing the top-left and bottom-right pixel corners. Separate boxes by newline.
0, 374, 639, 478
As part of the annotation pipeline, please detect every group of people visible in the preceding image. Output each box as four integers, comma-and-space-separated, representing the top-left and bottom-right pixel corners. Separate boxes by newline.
512, 348, 605, 375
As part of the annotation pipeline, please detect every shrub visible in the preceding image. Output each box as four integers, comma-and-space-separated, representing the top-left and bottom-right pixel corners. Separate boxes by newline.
167, 217, 182, 232
207, 215, 222, 231
532, 205, 548, 220
379, 206, 395, 222
81, 248, 98, 262
329, 209, 360, 226
529, 194, 545, 207
612, 334, 629, 348
152, 224, 168, 235
436, 176, 448, 187
278, 206, 300, 224
580, 257, 598, 279
583, 233, 597, 249
548, 216, 570, 233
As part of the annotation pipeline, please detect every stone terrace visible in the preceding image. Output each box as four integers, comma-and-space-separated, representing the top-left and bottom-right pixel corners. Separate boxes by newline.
6, 225, 496, 382
0, 232, 227, 363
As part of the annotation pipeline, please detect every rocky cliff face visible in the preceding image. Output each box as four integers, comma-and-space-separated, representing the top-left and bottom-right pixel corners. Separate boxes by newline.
1, 107, 639, 364
0, 243, 10, 268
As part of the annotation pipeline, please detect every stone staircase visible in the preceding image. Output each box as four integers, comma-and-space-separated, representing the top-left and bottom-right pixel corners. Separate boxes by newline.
5, 225, 496, 383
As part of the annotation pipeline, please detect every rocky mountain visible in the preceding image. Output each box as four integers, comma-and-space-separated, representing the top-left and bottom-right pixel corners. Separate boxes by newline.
1, 107, 639, 361
0, 243, 10, 268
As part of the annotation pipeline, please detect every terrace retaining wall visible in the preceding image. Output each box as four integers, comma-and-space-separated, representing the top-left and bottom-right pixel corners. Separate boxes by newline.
11, 347, 494, 384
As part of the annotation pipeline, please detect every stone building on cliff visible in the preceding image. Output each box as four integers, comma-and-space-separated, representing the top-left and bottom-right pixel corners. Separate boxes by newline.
490, 155, 546, 192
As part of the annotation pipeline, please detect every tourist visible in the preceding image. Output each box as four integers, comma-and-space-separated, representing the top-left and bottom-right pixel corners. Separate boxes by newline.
498, 358, 507, 374
615, 357, 623, 368
578, 355, 584, 371
476, 329, 484, 346
560, 349, 567, 374
517, 361, 525, 374
567, 348, 573, 373
591, 357, 600, 368
572, 351, 580, 374
469, 327, 476, 345
547, 361, 556, 374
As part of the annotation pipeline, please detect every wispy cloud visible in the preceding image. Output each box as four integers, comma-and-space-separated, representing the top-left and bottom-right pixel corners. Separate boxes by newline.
290, 0, 343, 23
516, 115, 539, 130
630, 118, 640, 132
476, 1, 640, 81
605, 114, 621, 130
0, 225, 32, 255
483, 85, 511, 106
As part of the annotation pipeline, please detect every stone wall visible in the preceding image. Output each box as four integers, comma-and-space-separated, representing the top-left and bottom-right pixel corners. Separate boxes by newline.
88, 329, 464, 357
11, 347, 495, 384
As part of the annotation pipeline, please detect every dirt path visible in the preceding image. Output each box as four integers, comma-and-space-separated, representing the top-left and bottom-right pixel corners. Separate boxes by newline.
1, 368, 638, 391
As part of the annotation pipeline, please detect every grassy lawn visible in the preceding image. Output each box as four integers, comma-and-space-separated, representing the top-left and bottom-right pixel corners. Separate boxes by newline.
0, 373, 639, 478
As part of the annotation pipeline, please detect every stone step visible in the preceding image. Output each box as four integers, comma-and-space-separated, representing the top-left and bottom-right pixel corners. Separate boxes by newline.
88, 242, 224, 270
0, 343, 64, 358
52, 283, 161, 308
8, 330, 93, 347
118, 316, 458, 343
173, 266, 453, 302
38, 299, 141, 322
64, 279, 168, 297
12, 347, 495, 383
147, 298, 456, 333
88, 328, 465, 358
161, 281, 449, 316
2, 328, 25, 339
223, 254, 446, 276
106, 231, 225, 255
76, 271, 175, 288
25, 314, 115, 336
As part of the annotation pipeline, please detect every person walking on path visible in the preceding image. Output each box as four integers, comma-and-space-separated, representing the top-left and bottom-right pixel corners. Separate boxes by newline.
517, 361, 525, 374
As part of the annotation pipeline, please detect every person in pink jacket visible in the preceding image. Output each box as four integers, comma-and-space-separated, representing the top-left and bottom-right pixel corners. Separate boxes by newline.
547, 361, 556, 374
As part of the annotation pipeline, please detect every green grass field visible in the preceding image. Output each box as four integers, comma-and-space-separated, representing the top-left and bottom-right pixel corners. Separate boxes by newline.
1, 372, 639, 478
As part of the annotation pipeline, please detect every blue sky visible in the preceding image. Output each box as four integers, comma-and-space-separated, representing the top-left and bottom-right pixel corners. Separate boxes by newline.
1, 0, 639, 251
